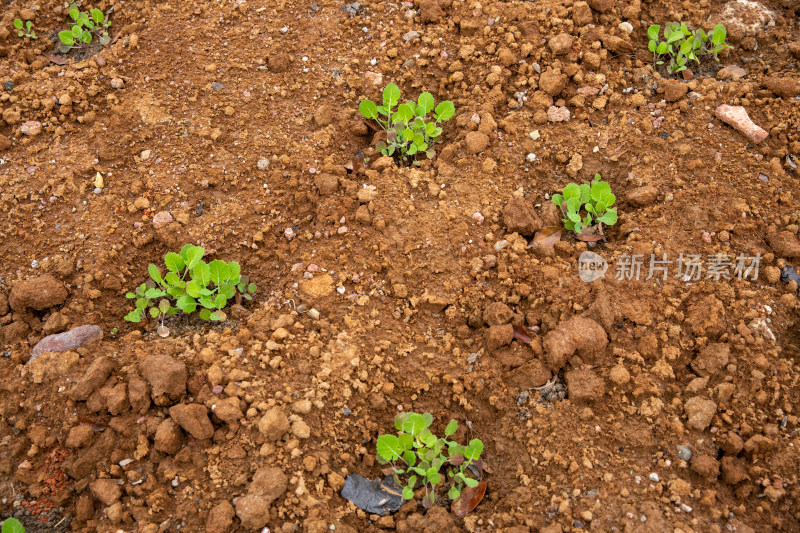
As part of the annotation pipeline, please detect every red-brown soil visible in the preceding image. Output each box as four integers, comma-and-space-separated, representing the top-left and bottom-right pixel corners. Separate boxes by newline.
1, 0, 800, 531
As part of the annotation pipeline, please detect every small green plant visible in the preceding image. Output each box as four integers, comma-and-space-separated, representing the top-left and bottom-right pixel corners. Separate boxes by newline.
13, 19, 36, 39
376, 412, 483, 508
552, 174, 618, 235
359, 83, 455, 166
2, 517, 25, 533
648, 22, 731, 75
124, 245, 257, 336
58, 4, 111, 53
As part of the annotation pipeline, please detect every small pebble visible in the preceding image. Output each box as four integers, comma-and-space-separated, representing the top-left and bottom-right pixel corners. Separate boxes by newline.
676, 445, 692, 461
110, 78, 124, 89
649, 473, 660, 483
257, 157, 269, 170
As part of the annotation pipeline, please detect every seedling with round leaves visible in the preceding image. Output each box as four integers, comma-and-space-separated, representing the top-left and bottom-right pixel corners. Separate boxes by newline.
359, 83, 455, 166
375, 412, 483, 509
647, 22, 731, 75
552, 174, 618, 237
58, 5, 111, 53
2, 517, 25, 533
13, 19, 36, 39
124, 245, 257, 336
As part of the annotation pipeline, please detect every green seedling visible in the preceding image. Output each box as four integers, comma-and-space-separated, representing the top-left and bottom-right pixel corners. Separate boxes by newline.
13, 19, 36, 39
648, 22, 730, 75
552, 174, 617, 236
359, 83, 454, 166
376, 412, 483, 509
58, 4, 111, 53
124, 244, 257, 336
2, 517, 25, 533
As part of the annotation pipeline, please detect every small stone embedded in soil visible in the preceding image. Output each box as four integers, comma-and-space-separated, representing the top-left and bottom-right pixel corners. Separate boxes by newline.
717, 65, 747, 80
684, 396, 717, 431
20, 121, 42, 136
110, 78, 124, 89
547, 105, 571, 122
257, 157, 269, 170
626, 185, 658, 207
206, 501, 235, 533
30, 324, 102, 361
169, 403, 214, 440
664, 80, 688, 102
677, 445, 693, 462
258, 407, 290, 440
714, 104, 768, 144
152, 211, 173, 227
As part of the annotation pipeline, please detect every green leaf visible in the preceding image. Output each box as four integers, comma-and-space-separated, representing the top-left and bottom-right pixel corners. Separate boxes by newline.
125, 292, 136, 299
199, 296, 215, 309
463, 477, 479, 488
91, 8, 104, 24
69, 7, 80, 20
192, 261, 211, 285
647, 24, 660, 41
395, 412, 408, 431
382, 83, 401, 111
402, 413, 427, 436
59, 30, 74, 45
419, 429, 436, 447
176, 295, 197, 313
14, 19, 23, 29
148, 264, 163, 285
406, 144, 418, 156
2, 517, 26, 533
445, 419, 458, 437
247, 282, 257, 294
562, 183, 581, 201
124, 309, 142, 323
656, 42, 668, 55
402, 486, 414, 500
198, 308, 212, 320
359, 99, 378, 120
711, 24, 726, 46
551, 193, 563, 206
417, 92, 435, 115
464, 439, 484, 461
164, 252, 185, 273
428, 472, 442, 485
144, 288, 166, 299
376, 434, 402, 462
648, 40, 657, 53
402, 449, 416, 466
211, 310, 227, 321
185, 280, 203, 298
433, 100, 455, 122
394, 103, 414, 124
213, 293, 228, 309
149, 307, 160, 319
184, 245, 204, 269
448, 486, 461, 500
597, 208, 618, 226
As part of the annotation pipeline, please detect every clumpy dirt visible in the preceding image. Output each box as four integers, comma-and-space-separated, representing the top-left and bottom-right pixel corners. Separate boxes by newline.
1, 0, 800, 531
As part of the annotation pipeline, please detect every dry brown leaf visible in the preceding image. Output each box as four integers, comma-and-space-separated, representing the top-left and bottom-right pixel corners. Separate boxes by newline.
512, 324, 532, 344
451, 480, 488, 517
528, 226, 562, 248
45, 53, 68, 65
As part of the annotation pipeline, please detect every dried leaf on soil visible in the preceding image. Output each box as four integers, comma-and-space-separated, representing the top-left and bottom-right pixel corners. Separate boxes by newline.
512, 324, 532, 344
451, 479, 488, 517
528, 226, 562, 248
45, 53, 68, 65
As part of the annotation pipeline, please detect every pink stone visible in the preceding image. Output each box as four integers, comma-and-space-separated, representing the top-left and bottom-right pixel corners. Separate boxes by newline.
714, 104, 768, 144
547, 105, 571, 123
577, 86, 600, 95
306, 264, 320, 272
20, 121, 42, 137
152, 211, 173, 227
30, 325, 103, 361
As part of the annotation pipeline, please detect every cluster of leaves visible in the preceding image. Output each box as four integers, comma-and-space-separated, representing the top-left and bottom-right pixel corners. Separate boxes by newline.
13, 19, 36, 39
648, 23, 731, 75
124, 245, 257, 337
2, 518, 25, 533
552, 174, 618, 235
359, 83, 455, 166
376, 412, 483, 508
58, 3, 111, 53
